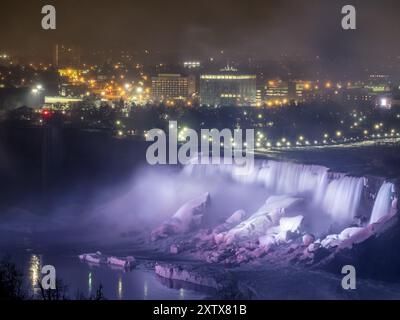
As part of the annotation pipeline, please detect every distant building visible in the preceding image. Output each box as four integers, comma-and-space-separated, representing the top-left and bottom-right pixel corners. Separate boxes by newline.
53, 44, 81, 68
303, 88, 335, 103
199, 67, 257, 107
266, 80, 289, 99
288, 80, 312, 102
44, 96, 83, 108
375, 93, 400, 110
183, 61, 201, 69
0, 53, 12, 67
265, 80, 289, 106
151, 74, 190, 102
340, 81, 391, 105
376, 95, 392, 109
364, 84, 391, 94
343, 87, 375, 104
188, 74, 197, 97
369, 74, 390, 84
256, 89, 263, 107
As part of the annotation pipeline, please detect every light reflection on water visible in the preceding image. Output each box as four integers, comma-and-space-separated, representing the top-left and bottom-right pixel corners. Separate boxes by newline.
144, 280, 148, 300
88, 272, 93, 297
16, 253, 209, 300
29, 254, 42, 295
117, 276, 123, 300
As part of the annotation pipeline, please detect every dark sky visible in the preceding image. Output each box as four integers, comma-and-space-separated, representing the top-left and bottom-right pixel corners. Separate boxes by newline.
0, 0, 400, 62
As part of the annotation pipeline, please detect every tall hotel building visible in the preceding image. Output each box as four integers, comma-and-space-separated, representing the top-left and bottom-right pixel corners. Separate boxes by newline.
199, 67, 257, 107
151, 74, 192, 102
151, 74, 196, 102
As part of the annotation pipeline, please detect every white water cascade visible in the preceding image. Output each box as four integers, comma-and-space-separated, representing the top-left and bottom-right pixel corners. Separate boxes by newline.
319, 176, 364, 223
183, 160, 394, 227
369, 182, 395, 224
256, 161, 328, 195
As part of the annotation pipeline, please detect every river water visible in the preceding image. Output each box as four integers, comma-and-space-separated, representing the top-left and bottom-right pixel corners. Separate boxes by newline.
2, 246, 209, 300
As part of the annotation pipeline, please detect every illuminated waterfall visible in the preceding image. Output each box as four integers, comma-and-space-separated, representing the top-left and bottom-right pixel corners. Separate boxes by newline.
369, 182, 395, 224
183, 160, 393, 226
318, 176, 364, 223
256, 161, 328, 195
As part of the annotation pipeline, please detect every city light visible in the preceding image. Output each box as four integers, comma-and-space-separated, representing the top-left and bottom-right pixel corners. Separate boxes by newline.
136, 87, 144, 94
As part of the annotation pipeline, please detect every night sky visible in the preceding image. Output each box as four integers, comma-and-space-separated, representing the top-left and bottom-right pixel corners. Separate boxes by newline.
0, 0, 400, 62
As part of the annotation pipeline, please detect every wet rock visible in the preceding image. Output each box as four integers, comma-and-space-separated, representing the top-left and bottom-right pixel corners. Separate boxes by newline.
251, 247, 267, 258
312, 247, 331, 263
214, 233, 225, 245
155, 263, 219, 289
302, 234, 315, 246
151, 193, 210, 241
170, 244, 180, 254
236, 253, 250, 264
155, 263, 249, 299
226, 210, 247, 225
321, 227, 369, 249
321, 234, 340, 249
285, 244, 300, 254
259, 234, 276, 247
225, 213, 279, 244
279, 215, 304, 233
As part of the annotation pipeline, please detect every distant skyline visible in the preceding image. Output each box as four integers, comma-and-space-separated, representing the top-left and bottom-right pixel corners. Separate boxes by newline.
1, 0, 400, 66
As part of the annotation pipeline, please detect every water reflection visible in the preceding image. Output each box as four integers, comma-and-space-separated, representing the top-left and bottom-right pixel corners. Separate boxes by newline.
16, 253, 207, 300
88, 272, 93, 297
29, 254, 42, 295
179, 288, 185, 300
156, 275, 216, 298
117, 276, 123, 299
144, 280, 148, 299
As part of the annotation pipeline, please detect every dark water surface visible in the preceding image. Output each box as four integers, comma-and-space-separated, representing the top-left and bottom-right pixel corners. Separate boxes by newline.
6, 250, 208, 300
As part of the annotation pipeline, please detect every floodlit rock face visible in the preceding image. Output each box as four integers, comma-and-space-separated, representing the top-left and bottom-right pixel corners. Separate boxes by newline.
154, 263, 254, 299
280, 216, 304, 233
315, 214, 400, 280
321, 227, 366, 249
226, 210, 247, 225
220, 196, 303, 244
302, 234, 315, 246
155, 263, 219, 289
223, 211, 281, 244
259, 215, 304, 248
151, 193, 211, 241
